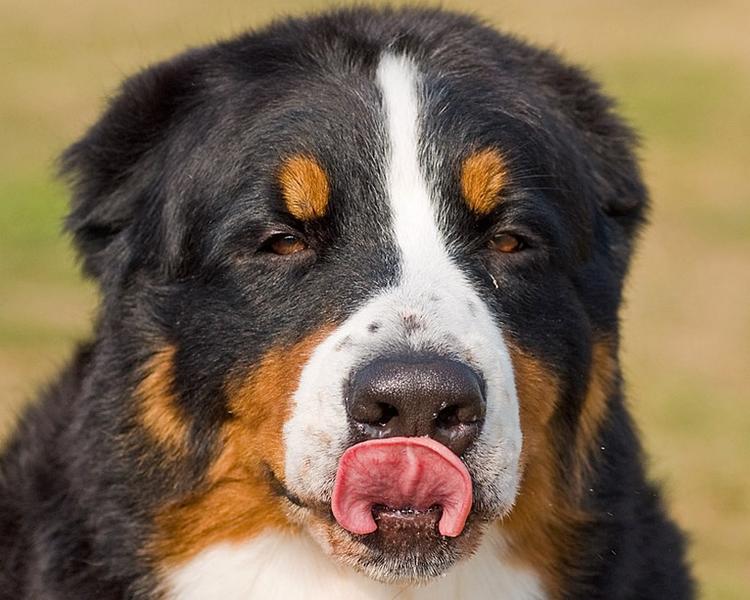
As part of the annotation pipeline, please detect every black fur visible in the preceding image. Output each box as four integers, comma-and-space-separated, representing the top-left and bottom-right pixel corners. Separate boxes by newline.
0, 7, 693, 598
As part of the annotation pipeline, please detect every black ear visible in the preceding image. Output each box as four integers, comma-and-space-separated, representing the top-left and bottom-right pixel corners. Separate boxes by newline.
536, 58, 649, 232
59, 52, 204, 284
569, 86, 649, 226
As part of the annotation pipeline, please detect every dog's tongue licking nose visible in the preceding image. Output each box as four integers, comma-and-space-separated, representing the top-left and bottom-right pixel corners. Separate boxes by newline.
331, 437, 472, 537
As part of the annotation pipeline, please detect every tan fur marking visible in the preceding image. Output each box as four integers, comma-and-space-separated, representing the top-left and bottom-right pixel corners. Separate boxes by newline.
502, 344, 572, 598
278, 155, 330, 221
138, 345, 189, 452
460, 148, 507, 215
501, 339, 619, 598
575, 340, 618, 483
151, 328, 333, 565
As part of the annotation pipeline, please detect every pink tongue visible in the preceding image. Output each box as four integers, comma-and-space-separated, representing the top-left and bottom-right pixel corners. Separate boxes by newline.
331, 437, 472, 537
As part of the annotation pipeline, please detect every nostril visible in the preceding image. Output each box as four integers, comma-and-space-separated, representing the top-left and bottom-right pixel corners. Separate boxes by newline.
457, 401, 483, 425
436, 405, 460, 429
436, 402, 483, 430
348, 393, 399, 427
375, 402, 398, 426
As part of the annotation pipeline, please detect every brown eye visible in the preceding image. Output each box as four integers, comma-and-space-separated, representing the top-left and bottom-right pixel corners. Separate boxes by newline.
489, 233, 523, 253
263, 234, 309, 256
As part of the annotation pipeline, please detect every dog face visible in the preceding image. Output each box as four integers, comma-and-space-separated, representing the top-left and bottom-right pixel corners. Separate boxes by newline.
61, 9, 646, 587
282, 55, 524, 580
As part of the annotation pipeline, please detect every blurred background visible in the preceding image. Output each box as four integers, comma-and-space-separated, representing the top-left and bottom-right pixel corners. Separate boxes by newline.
0, 0, 747, 596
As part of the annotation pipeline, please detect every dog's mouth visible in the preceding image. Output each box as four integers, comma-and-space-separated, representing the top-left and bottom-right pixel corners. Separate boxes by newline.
268, 437, 506, 583
330, 437, 484, 581
331, 436, 473, 538
269, 437, 490, 582
371, 503, 442, 531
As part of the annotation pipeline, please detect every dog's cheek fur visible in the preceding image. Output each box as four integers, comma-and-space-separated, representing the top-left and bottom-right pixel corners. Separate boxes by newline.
501, 335, 619, 597
137, 345, 190, 455
503, 342, 572, 596
147, 327, 332, 568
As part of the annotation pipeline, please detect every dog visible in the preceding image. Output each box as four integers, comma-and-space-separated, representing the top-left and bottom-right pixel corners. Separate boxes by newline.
0, 7, 694, 599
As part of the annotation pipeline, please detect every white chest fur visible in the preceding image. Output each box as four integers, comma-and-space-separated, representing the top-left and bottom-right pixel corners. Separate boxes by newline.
165, 528, 547, 600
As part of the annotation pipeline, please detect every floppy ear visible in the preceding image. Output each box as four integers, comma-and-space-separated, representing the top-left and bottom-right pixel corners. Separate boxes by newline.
537, 59, 649, 232
60, 53, 204, 285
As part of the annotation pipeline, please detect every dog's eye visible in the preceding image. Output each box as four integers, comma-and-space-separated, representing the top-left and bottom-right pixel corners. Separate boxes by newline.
489, 233, 524, 253
261, 233, 309, 256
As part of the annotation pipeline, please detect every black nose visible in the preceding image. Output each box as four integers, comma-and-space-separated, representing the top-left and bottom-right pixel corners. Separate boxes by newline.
346, 356, 486, 456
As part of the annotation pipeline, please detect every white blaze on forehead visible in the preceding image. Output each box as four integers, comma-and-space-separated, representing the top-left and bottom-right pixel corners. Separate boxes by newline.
376, 54, 444, 269
283, 53, 521, 516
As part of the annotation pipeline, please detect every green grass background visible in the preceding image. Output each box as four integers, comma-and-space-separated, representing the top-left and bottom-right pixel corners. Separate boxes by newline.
1, 0, 748, 596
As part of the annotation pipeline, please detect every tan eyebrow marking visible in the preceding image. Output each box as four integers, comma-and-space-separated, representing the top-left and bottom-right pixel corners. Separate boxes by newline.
278, 155, 331, 221
460, 148, 508, 215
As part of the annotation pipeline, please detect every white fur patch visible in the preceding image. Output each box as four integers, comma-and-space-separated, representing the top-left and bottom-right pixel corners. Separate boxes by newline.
166, 528, 547, 600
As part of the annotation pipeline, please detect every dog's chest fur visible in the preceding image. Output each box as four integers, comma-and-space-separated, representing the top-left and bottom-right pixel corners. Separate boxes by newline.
165, 528, 547, 600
